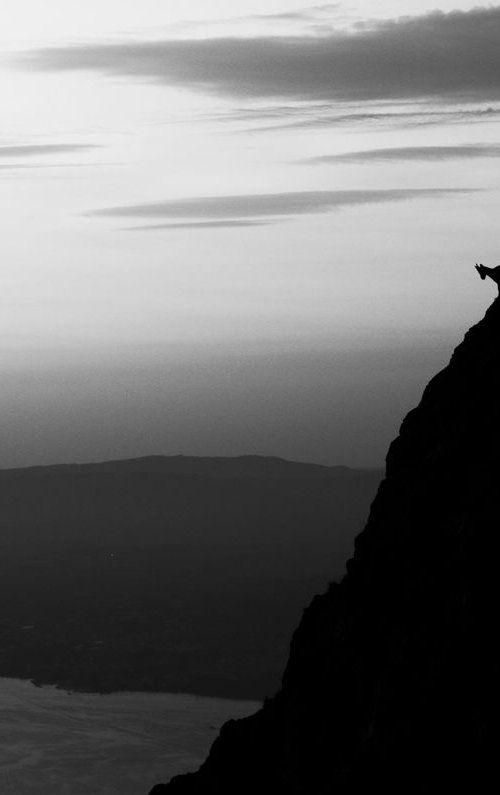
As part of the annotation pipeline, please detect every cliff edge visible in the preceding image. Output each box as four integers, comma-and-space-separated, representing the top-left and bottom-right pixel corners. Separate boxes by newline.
150, 297, 500, 794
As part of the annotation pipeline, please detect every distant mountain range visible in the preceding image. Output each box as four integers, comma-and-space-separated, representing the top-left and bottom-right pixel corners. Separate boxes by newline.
3, 454, 361, 478
0, 455, 381, 698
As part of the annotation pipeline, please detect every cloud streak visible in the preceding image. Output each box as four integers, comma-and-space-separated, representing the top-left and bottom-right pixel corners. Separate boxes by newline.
305, 144, 500, 164
0, 144, 101, 158
244, 3, 343, 24
126, 220, 272, 231
21, 7, 500, 104
248, 105, 500, 133
90, 188, 475, 228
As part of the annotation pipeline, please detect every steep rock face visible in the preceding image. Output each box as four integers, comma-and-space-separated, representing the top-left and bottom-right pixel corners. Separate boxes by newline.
151, 298, 500, 794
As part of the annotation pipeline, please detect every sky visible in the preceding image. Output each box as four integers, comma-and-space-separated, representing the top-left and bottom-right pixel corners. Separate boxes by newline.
1, 0, 499, 468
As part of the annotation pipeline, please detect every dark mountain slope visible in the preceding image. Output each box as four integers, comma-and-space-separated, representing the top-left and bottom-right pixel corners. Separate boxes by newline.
154, 297, 500, 793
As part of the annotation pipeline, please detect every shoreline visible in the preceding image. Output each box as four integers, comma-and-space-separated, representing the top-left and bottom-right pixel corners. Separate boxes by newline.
1, 673, 262, 705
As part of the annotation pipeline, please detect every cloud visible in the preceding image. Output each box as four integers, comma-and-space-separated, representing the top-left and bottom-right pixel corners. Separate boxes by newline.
245, 3, 343, 23
196, 103, 500, 134
159, 3, 346, 38
0, 144, 101, 158
90, 188, 475, 227
21, 7, 500, 104
304, 144, 500, 164
249, 106, 500, 133
125, 220, 272, 231
0, 163, 90, 171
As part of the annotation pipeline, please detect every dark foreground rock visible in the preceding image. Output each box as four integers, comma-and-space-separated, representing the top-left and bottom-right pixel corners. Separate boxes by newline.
151, 298, 500, 794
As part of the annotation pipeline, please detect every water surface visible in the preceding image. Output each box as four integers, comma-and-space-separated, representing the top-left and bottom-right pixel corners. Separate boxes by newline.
0, 678, 259, 794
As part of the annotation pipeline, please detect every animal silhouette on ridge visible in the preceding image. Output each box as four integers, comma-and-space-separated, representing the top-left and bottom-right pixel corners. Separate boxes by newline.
475, 263, 500, 290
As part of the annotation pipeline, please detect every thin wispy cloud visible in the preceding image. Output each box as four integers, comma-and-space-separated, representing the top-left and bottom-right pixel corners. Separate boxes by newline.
90, 189, 476, 229
126, 220, 271, 231
21, 7, 500, 104
247, 106, 500, 133
0, 144, 101, 158
244, 3, 343, 24
177, 103, 500, 134
304, 144, 500, 165
0, 163, 96, 170
160, 4, 348, 38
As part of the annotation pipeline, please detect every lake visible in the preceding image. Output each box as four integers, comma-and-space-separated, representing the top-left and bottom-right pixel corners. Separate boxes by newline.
0, 678, 259, 795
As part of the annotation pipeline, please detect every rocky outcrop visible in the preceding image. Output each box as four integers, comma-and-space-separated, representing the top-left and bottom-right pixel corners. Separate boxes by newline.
151, 297, 500, 794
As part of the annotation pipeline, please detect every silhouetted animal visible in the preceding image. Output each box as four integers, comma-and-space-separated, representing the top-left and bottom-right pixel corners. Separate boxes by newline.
475, 263, 500, 288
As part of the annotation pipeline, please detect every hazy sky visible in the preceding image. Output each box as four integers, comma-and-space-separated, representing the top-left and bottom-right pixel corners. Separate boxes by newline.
1, 0, 499, 467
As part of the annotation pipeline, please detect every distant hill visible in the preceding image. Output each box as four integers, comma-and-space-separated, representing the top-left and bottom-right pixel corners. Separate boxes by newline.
0, 455, 380, 551
0, 455, 381, 698
4, 454, 360, 479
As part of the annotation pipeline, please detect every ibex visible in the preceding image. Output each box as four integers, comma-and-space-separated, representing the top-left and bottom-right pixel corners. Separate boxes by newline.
475, 263, 500, 289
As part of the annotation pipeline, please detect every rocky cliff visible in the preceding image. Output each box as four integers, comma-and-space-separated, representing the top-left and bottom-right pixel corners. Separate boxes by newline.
150, 297, 500, 794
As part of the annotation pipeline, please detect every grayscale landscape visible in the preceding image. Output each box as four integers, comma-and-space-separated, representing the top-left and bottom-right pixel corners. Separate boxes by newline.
1, 1, 498, 793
